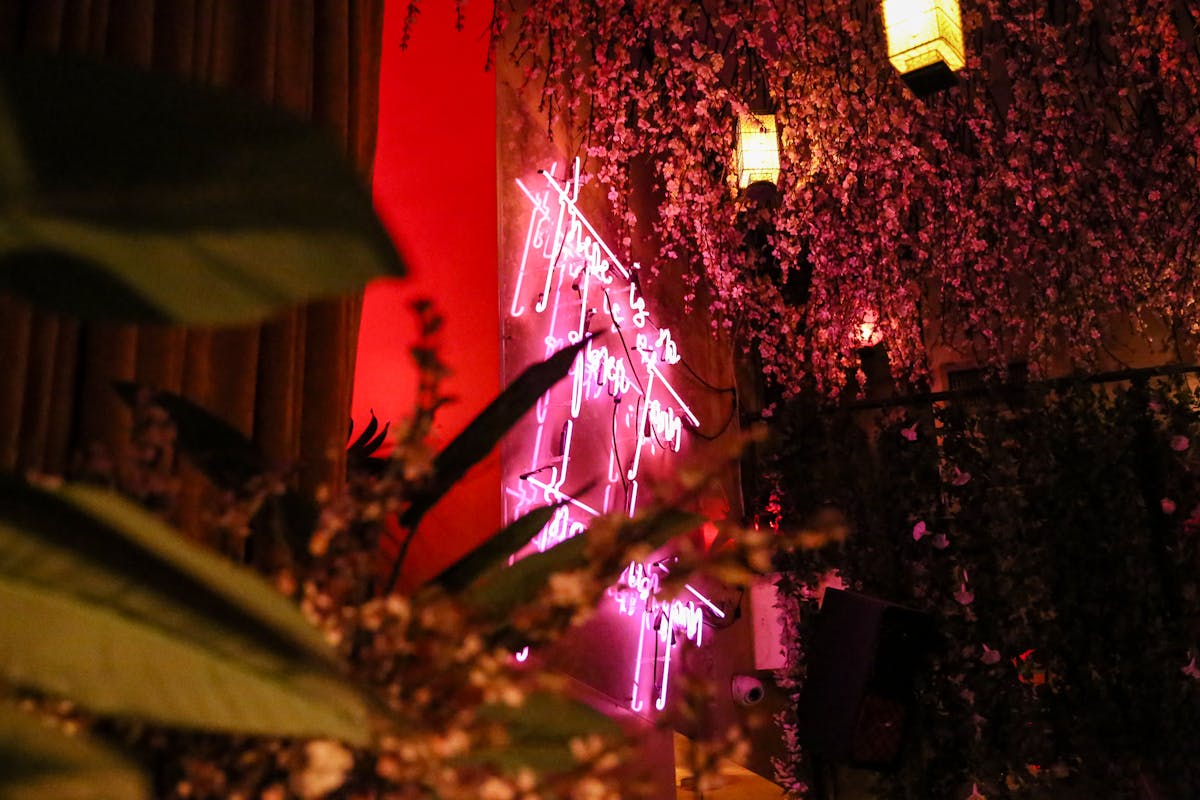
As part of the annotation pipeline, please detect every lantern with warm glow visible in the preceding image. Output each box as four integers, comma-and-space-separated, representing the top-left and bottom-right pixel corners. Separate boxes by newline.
858, 309, 884, 347
881, 0, 965, 96
734, 113, 781, 190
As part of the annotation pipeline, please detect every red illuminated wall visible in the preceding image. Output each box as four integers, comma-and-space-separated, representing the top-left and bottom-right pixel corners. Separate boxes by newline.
352, 0, 499, 587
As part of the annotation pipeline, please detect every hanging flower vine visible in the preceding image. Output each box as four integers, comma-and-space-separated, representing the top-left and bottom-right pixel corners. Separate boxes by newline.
475, 0, 1200, 396
765, 378, 1200, 798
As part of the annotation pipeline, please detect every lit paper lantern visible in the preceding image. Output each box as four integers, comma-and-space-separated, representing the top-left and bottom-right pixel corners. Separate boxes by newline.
881, 0, 965, 95
858, 310, 884, 347
734, 113, 780, 190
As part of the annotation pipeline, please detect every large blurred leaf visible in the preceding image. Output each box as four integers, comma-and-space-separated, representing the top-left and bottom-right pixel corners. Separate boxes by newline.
0, 476, 371, 744
462, 508, 705, 624
112, 382, 265, 490
0, 706, 148, 800
399, 336, 593, 530
432, 503, 563, 594
467, 691, 622, 774
0, 56, 403, 324
112, 382, 319, 556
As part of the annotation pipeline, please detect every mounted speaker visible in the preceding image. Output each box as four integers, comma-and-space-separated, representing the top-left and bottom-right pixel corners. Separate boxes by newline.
795, 589, 936, 770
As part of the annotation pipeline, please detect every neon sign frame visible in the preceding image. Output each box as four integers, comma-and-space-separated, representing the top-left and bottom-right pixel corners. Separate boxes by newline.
502, 158, 710, 713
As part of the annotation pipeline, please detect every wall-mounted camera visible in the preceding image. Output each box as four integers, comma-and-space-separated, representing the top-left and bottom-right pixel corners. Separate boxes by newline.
731, 674, 765, 706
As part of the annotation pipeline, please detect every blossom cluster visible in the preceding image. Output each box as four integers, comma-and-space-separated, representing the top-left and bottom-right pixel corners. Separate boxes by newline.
58, 316, 795, 798
494, 0, 1200, 396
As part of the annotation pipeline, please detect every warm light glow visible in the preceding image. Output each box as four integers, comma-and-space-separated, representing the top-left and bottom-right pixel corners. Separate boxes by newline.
881, 0, 965, 76
859, 309, 884, 347
735, 113, 781, 189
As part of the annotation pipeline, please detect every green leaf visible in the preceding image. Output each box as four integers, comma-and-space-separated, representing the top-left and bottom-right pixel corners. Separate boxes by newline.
432, 503, 563, 594
0, 476, 371, 744
462, 508, 705, 623
112, 382, 265, 490
111, 383, 318, 555
467, 691, 622, 774
0, 705, 149, 800
0, 56, 403, 324
347, 411, 391, 476
399, 336, 594, 530
255, 489, 322, 563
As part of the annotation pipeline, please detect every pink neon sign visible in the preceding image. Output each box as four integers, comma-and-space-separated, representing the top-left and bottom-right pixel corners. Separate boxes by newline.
608, 560, 724, 712
502, 158, 708, 713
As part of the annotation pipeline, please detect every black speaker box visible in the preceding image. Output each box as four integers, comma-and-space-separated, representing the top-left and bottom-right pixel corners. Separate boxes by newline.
795, 589, 936, 770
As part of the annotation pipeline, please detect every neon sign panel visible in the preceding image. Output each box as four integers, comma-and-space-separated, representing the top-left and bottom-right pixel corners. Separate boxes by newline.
609, 560, 725, 712
503, 158, 709, 713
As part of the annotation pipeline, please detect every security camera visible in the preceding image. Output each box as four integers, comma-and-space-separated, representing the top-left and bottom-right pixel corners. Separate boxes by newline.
731, 674, 765, 707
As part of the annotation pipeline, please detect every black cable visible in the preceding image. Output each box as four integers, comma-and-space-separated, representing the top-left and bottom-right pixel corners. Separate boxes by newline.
684, 395, 739, 441
603, 286, 670, 451
652, 619, 662, 698
678, 354, 738, 395
604, 287, 649, 399
646, 400, 668, 451
604, 287, 744, 443
610, 395, 630, 509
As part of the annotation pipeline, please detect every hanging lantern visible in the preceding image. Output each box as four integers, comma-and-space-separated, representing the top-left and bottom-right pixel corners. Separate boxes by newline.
858, 310, 884, 348
881, 0, 965, 96
734, 113, 781, 191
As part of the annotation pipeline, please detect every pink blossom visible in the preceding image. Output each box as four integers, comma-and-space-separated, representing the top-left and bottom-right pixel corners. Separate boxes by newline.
912, 521, 927, 541
967, 783, 987, 800
932, 533, 950, 550
1182, 656, 1200, 680
981, 644, 1001, 665
505, 1, 1200, 398
1161, 498, 1177, 515
1186, 506, 1200, 536
954, 583, 974, 606
900, 424, 918, 442
950, 468, 972, 486
1170, 435, 1190, 452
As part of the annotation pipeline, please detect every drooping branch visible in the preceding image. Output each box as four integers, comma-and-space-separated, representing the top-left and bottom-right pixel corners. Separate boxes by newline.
490, 0, 1200, 397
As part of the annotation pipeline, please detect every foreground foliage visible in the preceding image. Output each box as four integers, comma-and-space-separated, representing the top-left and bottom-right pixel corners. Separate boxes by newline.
0, 55, 771, 799
0, 57, 403, 324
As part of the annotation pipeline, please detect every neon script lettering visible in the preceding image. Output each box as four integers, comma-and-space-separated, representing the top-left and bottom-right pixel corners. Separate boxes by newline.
609, 560, 714, 712
503, 158, 707, 714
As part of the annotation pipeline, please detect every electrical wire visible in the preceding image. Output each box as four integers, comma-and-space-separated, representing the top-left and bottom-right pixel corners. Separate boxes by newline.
674, 355, 740, 438
611, 395, 629, 510
678, 354, 738, 395
603, 287, 744, 443
685, 396, 739, 441
604, 286, 670, 451
604, 287, 649, 399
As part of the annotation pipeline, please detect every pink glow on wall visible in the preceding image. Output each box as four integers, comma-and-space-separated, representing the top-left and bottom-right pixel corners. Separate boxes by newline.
353, 1, 499, 588
609, 560, 722, 712
502, 158, 708, 712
